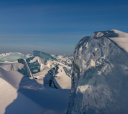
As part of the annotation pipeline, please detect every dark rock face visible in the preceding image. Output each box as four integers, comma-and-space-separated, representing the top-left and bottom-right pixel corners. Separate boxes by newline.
67, 30, 128, 114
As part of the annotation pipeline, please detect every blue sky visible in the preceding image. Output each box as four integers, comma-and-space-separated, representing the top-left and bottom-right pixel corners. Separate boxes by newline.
0, 0, 128, 55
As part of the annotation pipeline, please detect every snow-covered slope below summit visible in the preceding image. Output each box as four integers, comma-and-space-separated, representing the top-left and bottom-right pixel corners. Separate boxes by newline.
32, 59, 71, 89
0, 63, 24, 71
0, 78, 43, 114
27, 52, 72, 88
0, 51, 71, 113
0, 67, 43, 114
53, 66, 71, 89
0, 67, 23, 89
67, 30, 128, 114
0, 64, 70, 114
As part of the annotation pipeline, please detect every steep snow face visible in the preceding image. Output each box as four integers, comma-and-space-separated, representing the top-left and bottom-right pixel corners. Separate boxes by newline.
53, 66, 71, 89
67, 30, 128, 114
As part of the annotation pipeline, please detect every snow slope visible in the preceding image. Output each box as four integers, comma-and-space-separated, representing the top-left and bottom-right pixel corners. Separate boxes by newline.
0, 78, 43, 114
0, 62, 24, 71
67, 30, 128, 114
27, 52, 72, 89
54, 66, 71, 89
0, 51, 72, 113
0, 67, 43, 114
31, 59, 71, 89
0, 62, 70, 114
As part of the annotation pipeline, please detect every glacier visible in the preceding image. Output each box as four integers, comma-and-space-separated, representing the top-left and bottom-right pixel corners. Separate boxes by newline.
67, 29, 128, 114
0, 52, 27, 62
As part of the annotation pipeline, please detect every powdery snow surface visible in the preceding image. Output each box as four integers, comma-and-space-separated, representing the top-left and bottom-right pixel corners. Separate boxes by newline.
0, 78, 43, 114
0, 63, 24, 71
0, 62, 70, 114
33, 67, 50, 85
0, 67, 42, 114
0, 78, 17, 113
54, 66, 71, 89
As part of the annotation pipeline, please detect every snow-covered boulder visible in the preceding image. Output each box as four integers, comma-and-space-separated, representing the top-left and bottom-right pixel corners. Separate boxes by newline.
67, 30, 128, 114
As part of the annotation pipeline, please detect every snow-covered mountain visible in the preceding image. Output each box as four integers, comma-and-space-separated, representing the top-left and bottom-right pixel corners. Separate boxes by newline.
0, 51, 72, 114
24, 50, 72, 89
0, 51, 72, 89
67, 29, 128, 114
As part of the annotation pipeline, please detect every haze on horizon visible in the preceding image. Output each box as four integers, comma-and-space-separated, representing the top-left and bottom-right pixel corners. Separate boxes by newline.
0, 0, 128, 55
